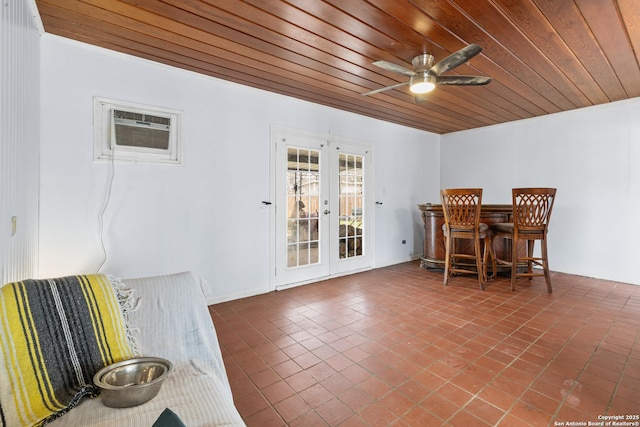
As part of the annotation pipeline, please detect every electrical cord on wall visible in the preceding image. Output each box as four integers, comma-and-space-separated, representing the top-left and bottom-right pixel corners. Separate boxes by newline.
97, 146, 116, 273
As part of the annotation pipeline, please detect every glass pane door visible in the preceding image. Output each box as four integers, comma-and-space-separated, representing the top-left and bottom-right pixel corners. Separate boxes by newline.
287, 147, 320, 268
338, 153, 364, 259
330, 143, 372, 275
273, 129, 330, 289
272, 127, 372, 289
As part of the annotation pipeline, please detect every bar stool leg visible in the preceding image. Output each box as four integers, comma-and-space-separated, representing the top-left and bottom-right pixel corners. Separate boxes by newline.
474, 236, 484, 290
542, 238, 552, 293
510, 235, 518, 292
443, 232, 452, 286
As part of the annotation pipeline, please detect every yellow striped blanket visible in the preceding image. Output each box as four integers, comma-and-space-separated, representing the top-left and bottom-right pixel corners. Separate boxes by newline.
0, 274, 137, 427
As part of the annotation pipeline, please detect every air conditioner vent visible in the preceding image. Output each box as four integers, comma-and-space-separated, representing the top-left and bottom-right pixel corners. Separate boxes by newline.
113, 110, 171, 150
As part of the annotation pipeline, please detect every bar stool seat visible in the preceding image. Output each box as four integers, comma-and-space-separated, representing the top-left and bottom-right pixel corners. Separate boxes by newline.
444, 222, 489, 234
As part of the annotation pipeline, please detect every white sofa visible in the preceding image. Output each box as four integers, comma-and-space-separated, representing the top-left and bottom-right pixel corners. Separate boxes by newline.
47, 271, 245, 427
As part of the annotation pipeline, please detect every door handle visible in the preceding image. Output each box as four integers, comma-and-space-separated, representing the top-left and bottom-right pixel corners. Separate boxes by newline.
324, 210, 330, 215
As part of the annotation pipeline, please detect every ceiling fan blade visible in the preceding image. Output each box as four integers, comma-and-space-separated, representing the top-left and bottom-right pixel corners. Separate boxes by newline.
429, 44, 483, 76
361, 81, 410, 96
372, 60, 415, 77
435, 75, 492, 86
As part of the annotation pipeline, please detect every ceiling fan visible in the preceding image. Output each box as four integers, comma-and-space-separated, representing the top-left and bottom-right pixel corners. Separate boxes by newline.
361, 44, 492, 103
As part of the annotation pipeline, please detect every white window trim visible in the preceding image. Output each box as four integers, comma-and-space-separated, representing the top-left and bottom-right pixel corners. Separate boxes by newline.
94, 97, 183, 165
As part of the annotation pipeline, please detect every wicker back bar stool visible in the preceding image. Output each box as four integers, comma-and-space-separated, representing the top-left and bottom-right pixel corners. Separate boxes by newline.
440, 188, 492, 290
490, 188, 557, 292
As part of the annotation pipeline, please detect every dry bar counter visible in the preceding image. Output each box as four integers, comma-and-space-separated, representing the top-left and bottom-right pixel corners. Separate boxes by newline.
417, 203, 515, 270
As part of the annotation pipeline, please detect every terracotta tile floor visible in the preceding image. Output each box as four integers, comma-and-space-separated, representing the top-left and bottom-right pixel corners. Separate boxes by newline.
210, 261, 640, 426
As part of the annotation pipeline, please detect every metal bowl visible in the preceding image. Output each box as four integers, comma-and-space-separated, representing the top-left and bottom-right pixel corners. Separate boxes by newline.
93, 357, 173, 408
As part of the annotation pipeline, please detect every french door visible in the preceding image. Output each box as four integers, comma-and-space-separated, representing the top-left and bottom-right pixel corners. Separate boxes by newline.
271, 127, 372, 290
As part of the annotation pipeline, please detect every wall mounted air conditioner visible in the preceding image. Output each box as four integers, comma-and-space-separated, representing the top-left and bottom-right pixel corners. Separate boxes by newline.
112, 109, 171, 150
94, 97, 182, 165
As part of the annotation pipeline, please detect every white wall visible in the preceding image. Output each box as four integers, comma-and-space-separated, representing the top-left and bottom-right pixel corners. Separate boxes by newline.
441, 98, 640, 285
39, 35, 439, 303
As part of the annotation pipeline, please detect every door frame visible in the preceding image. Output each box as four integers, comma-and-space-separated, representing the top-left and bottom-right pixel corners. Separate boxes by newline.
269, 125, 374, 291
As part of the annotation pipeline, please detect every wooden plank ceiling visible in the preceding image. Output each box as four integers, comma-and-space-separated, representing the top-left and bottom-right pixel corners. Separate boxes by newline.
35, 0, 640, 134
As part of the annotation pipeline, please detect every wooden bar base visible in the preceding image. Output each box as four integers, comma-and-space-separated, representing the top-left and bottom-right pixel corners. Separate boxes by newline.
418, 203, 519, 273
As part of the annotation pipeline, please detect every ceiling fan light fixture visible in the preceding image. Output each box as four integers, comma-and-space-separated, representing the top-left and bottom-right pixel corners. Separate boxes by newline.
362, 44, 490, 98
409, 72, 436, 94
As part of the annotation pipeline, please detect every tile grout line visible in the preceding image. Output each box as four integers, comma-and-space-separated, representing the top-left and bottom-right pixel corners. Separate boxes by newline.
603, 293, 640, 414
546, 299, 629, 424
439, 288, 591, 426
213, 264, 640, 426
